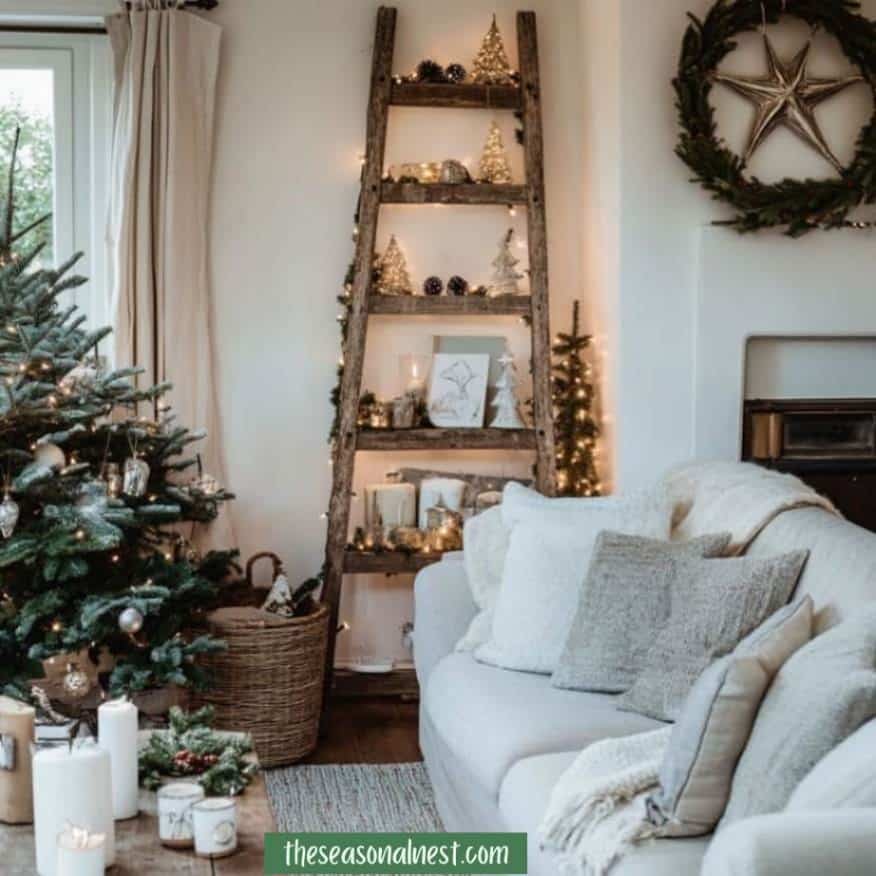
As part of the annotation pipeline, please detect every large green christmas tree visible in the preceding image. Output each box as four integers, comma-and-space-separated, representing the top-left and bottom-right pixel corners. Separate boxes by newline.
0, 130, 236, 703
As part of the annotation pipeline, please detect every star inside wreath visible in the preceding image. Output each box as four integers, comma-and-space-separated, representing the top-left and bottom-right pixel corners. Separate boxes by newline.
714, 35, 864, 172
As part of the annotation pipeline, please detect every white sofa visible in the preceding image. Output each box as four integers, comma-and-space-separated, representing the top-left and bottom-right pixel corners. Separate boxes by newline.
413, 493, 876, 876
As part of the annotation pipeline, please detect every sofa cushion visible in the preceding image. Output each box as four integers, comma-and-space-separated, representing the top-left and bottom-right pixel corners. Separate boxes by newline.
722, 605, 876, 825
618, 550, 808, 722
787, 719, 876, 811
552, 532, 732, 694
475, 486, 673, 675
647, 598, 813, 837
424, 653, 662, 796
499, 752, 708, 876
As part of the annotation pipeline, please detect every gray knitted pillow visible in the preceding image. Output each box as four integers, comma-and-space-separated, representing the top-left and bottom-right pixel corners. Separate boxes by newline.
618, 550, 808, 722
551, 532, 732, 693
721, 605, 876, 825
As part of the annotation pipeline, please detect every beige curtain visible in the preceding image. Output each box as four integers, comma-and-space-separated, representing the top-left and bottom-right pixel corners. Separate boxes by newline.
106, 3, 234, 549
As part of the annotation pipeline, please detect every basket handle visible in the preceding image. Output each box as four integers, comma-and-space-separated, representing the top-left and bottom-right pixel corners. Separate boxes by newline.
245, 551, 284, 589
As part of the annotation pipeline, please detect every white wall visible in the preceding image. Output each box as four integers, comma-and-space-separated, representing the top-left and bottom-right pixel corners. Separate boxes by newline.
207, 0, 584, 665
580, 0, 876, 492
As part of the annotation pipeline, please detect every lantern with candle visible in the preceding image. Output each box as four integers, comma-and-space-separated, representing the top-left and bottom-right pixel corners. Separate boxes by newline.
399, 354, 431, 400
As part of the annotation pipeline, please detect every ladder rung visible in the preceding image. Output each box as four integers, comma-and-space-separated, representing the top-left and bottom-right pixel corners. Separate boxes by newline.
357, 428, 538, 452
343, 550, 443, 574
368, 294, 531, 316
381, 182, 527, 206
390, 81, 521, 110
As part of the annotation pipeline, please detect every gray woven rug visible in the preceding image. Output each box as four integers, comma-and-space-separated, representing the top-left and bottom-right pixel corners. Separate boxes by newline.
266, 763, 444, 831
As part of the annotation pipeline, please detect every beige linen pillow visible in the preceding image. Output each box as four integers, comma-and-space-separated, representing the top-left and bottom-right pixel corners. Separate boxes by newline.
646, 597, 813, 837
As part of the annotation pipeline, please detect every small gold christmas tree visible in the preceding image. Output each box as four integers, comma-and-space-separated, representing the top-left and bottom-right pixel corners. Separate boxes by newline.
377, 235, 413, 296
471, 15, 514, 85
479, 121, 513, 184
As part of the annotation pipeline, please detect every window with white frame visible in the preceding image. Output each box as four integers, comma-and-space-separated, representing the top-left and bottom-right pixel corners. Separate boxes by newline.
0, 29, 113, 328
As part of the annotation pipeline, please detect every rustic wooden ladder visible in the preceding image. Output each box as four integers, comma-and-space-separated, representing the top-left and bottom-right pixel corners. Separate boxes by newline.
321, 6, 557, 712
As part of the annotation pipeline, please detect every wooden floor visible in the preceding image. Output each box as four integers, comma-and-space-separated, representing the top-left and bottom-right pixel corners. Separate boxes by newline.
308, 697, 421, 764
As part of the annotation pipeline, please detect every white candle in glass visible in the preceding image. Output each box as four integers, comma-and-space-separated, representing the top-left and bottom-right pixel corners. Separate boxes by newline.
364, 483, 416, 529
158, 783, 205, 848
32, 740, 115, 876
399, 353, 430, 398
56, 825, 106, 876
97, 698, 139, 820
192, 797, 238, 858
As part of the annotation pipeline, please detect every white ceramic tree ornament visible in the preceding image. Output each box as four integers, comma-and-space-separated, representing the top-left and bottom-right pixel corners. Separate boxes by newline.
489, 353, 525, 429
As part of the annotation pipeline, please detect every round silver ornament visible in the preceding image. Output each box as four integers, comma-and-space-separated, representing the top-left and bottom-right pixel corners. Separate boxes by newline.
439, 159, 470, 185
119, 606, 144, 634
0, 492, 19, 539
34, 442, 66, 470
62, 663, 91, 700
123, 456, 150, 497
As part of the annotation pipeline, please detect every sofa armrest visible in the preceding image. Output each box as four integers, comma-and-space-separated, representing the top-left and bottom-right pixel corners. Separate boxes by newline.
702, 809, 876, 876
413, 558, 477, 689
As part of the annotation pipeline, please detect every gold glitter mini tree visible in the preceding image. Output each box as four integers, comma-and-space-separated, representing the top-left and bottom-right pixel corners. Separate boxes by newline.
471, 15, 514, 85
479, 121, 513, 184
376, 235, 413, 296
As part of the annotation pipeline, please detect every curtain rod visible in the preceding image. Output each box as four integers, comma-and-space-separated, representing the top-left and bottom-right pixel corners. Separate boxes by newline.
0, 1, 219, 35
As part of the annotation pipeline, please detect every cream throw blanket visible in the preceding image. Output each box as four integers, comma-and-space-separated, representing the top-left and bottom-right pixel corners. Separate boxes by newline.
540, 728, 672, 876
665, 461, 837, 554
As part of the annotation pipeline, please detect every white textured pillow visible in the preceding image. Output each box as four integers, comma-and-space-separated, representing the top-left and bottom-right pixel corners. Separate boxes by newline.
474, 485, 674, 674
456, 507, 510, 652
787, 719, 876, 811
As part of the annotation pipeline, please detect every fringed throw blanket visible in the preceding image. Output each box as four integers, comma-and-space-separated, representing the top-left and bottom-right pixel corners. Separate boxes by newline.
539, 727, 672, 876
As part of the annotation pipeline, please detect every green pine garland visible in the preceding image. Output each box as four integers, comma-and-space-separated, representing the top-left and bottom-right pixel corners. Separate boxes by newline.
675, 0, 876, 236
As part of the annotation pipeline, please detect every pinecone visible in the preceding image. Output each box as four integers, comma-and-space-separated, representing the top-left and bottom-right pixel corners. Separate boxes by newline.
416, 60, 446, 84
448, 276, 469, 296
423, 276, 444, 296
446, 63, 467, 84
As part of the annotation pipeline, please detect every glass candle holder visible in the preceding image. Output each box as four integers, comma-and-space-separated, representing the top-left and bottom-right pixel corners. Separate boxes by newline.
192, 797, 238, 859
56, 824, 106, 876
158, 783, 205, 849
398, 354, 431, 399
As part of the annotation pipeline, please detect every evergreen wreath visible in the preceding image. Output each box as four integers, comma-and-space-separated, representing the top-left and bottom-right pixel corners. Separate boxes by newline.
674, 0, 876, 236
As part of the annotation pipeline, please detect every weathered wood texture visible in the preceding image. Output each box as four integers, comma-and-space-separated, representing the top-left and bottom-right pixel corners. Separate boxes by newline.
343, 550, 442, 574
331, 668, 419, 700
320, 6, 397, 730
320, 8, 557, 728
357, 427, 537, 451
0, 772, 275, 876
518, 11, 557, 496
369, 294, 531, 316
390, 81, 520, 109
381, 182, 527, 205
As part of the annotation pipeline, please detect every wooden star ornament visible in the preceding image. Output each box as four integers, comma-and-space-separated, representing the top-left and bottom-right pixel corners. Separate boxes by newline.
714, 34, 864, 172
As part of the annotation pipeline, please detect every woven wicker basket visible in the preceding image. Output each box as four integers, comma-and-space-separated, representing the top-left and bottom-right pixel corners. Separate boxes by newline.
191, 555, 329, 767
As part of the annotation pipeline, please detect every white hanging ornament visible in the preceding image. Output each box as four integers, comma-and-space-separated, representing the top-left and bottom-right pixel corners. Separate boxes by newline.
62, 663, 92, 700
489, 352, 525, 429
0, 492, 19, 539
118, 606, 144, 634
123, 456, 150, 497
33, 442, 66, 470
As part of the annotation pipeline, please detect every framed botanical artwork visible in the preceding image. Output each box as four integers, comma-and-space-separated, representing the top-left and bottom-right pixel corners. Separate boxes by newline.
427, 353, 490, 428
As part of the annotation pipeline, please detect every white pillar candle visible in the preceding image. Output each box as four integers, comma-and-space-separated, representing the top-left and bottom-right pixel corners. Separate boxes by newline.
192, 797, 237, 858
0, 695, 35, 824
32, 741, 115, 876
364, 483, 417, 529
418, 478, 467, 529
56, 825, 106, 876
158, 782, 205, 848
97, 698, 139, 820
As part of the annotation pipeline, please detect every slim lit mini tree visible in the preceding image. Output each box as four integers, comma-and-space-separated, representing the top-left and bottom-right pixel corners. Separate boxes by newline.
0, 130, 236, 703
478, 121, 513, 184
552, 301, 600, 497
